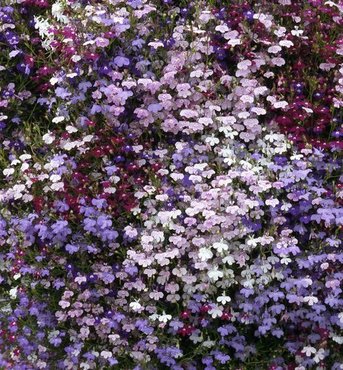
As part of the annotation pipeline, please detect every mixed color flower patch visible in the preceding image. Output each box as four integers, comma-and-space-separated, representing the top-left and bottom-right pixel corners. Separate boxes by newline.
0, 0, 342, 369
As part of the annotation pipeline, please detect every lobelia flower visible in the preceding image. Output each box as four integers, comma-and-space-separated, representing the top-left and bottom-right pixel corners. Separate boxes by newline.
0, 0, 342, 368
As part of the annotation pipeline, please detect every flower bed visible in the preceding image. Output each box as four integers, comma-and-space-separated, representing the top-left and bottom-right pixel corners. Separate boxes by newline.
0, 1, 342, 369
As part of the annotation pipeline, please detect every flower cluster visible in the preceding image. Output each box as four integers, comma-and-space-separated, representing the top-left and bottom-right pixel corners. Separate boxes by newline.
211, 0, 343, 150
0, 1, 342, 369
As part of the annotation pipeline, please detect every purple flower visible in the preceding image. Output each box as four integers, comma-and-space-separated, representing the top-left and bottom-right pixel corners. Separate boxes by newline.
65, 244, 79, 254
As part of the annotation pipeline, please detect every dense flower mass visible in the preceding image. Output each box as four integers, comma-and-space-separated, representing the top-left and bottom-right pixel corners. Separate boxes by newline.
0, 0, 342, 369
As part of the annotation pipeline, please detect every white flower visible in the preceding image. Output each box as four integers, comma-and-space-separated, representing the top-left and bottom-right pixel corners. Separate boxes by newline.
280, 257, 292, 265
205, 135, 219, 146
158, 311, 172, 323
218, 116, 236, 125
273, 100, 288, 109
21, 164, 29, 175
261, 263, 272, 273
199, 247, 213, 261
71, 55, 81, 62
3, 168, 14, 177
240, 94, 254, 104
52, 1, 69, 23
268, 45, 282, 54
50, 174, 61, 183
332, 334, 343, 344
108, 334, 120, 343
208, 307, 222, 318
180, 109, 198, 118
217, 294, 231, 304
212, 240, 229, 253
313, 348, 326, 363
302, 107, 313, 114
202, 339, 216, 348
291, 27, 304, 37
149, 313, 159, 321
51, 182, 64, 191
49, 77, 59, 85
52, 116, 65, 123
189, 330, 203, 343
301, 346, 317, 357
100, 351, 112, 359
66, 125, 78, 133
265, 198, 279, 207
148, 41, 164, 49
222, 255, 234, 265
251, 107, 266, 115
215, 24, 229, 33
224, 30, 239, 39
9, 287, 18, 299
129, 301, 142, 311
319, 63, 336, 71
208, 266, 224, 281
104, 187, 116, 194
279, 40, 294, 48
271, 57, 286, 66
242, 278, 255, 289
300, 278, 313, 287
74, 276, 87, 284
83, 135, 93, 143
36, 361, 47, 369
9, 50, 21, 59
199, 117, 213, 127
324, 0, 338, 6
13, 184, 25, 192
19, 154, 31, 161
62, 141, 77, 151
12, 184, 25, 199
34, 16, 52, 38
303, 296, 318, 306
226, 37, 241, 46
